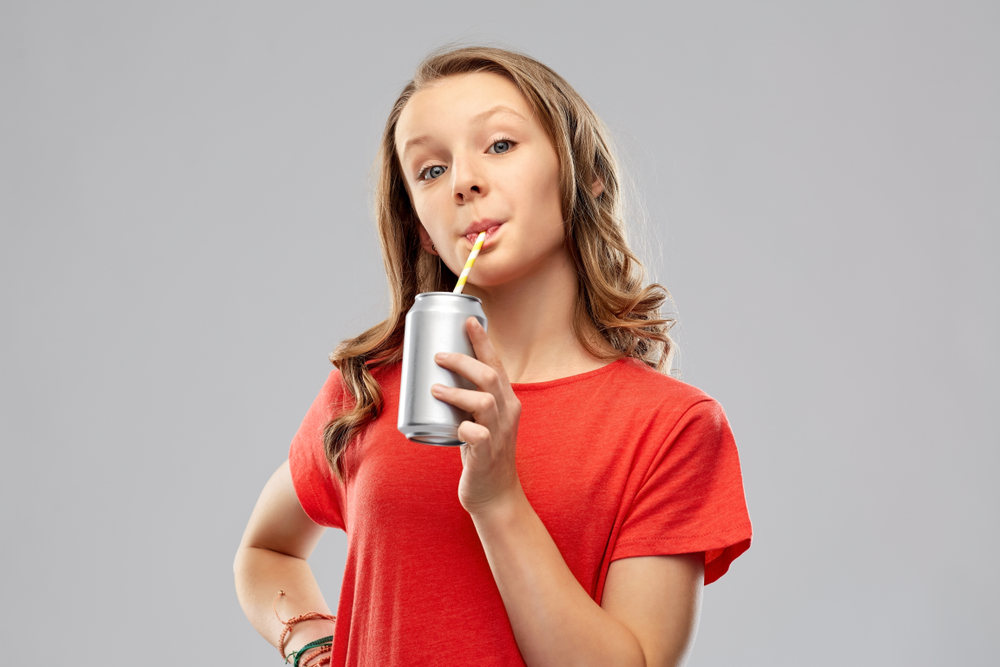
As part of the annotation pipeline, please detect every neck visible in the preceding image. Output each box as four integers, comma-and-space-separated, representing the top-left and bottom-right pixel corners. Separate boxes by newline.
463, 245, 615, 384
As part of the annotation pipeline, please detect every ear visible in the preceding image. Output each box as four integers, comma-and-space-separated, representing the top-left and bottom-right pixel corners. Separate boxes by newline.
416, 221, 438, 255
591, 174, 604, 198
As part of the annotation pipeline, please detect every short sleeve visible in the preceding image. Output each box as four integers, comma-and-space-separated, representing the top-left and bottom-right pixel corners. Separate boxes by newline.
612, 398, 752, 585
288, 369, 350, 531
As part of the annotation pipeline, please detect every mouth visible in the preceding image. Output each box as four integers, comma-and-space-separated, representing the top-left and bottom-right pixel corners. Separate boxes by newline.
465, 224, 503, 248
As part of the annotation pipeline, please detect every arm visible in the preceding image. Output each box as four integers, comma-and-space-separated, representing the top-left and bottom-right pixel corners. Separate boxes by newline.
234, 460, 337, 657
472, 492, 703, 667
433, 319, 703, 666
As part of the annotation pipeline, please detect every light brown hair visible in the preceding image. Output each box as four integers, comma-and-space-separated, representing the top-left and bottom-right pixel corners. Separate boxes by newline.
323, 46, 675, 481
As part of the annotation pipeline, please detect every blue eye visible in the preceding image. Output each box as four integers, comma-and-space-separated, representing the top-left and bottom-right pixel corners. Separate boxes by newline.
419, 165, 447, 181
489, 138, 516, 154
417, 138, 516, 181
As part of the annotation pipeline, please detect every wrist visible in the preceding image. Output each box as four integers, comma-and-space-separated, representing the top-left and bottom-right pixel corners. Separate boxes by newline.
289, 633, 334, 667
283, 618, 336, 657
467, 484, 528, 525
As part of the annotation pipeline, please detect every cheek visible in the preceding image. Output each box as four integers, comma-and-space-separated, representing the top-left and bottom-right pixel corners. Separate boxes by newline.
524, 158, 564, 224
410, 189, 446, 229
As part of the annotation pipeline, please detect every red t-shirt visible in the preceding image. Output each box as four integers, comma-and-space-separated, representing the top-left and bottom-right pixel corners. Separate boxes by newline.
289, 357, 751, 666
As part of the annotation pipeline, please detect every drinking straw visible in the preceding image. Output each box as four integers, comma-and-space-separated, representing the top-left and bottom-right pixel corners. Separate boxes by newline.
453, 231, 487, 294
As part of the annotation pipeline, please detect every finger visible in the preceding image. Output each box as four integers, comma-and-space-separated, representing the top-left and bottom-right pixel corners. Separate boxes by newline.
464, 317, 511, 384
456, 420, 491, 446
430, 383, 499, 423
434, 350, 505, 396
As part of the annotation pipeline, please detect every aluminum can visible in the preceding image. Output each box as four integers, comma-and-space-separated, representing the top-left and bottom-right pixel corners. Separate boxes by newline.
397, 292, 488, 445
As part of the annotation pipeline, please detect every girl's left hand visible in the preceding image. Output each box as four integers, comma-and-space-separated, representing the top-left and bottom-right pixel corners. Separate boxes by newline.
432, 316, 523, 517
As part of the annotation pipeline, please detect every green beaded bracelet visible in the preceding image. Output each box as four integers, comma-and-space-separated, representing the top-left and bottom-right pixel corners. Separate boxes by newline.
286, 635, 333, 667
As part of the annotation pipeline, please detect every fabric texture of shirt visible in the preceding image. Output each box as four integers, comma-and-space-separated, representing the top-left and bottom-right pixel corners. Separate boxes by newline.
289, 357, 752, 666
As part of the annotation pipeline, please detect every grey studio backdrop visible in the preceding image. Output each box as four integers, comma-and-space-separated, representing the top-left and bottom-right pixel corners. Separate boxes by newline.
1, 2, 997, 665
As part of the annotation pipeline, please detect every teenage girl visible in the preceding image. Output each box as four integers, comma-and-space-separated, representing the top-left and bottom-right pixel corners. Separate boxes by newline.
235, 46, 751, 667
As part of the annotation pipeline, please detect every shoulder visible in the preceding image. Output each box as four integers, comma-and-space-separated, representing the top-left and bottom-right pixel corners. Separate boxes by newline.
321, 361, 405, 420
314, 367, 349, 411
368, 360, 403, 385
318, 361, 403, 402
608, 358, 721, 413
600, 360, 737, 454
366, 361, 403, 404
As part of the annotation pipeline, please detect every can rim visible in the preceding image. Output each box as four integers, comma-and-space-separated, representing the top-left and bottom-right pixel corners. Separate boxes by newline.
414, 291, 483, 304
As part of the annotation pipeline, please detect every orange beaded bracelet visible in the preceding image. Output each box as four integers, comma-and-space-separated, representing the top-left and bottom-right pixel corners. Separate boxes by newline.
273, 590, 336, 664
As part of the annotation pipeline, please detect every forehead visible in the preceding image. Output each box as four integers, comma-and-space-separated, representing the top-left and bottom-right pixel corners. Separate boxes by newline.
395, 72, 536, 153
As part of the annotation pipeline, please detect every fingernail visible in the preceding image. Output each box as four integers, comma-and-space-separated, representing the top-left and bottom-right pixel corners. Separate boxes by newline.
435, 352, 447, 361
431, 384, 443, 394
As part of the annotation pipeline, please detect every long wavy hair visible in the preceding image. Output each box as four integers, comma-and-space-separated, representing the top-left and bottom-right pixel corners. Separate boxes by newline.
323, 46, 676, 481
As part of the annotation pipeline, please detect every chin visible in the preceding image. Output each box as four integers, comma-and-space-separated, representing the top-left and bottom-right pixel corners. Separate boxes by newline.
462, 267, 526, 291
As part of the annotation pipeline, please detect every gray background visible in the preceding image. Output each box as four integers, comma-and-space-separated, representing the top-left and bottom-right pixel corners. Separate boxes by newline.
2, 1, 997, 665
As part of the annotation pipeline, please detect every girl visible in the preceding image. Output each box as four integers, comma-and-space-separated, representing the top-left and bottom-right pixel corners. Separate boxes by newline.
235, 46, 751, 667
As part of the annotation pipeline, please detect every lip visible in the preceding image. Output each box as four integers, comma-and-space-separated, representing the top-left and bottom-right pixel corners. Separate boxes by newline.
463, 219, 505, 236
463, 220, 505, 247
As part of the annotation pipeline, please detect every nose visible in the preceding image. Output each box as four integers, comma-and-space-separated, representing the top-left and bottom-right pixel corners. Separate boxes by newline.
451, 157, 486, 204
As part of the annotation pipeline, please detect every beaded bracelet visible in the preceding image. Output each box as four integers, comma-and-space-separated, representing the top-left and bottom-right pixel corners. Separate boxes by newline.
287, 636, 333, 667
273, 590, 336, 665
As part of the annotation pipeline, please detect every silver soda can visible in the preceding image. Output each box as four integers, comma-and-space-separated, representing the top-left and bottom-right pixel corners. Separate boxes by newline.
397, 292, 488, 445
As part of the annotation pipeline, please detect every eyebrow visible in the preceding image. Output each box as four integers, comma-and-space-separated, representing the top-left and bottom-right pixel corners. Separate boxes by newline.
400, 105, 528, 162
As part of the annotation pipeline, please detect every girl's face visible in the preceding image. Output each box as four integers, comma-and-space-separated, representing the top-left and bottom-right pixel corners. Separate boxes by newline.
395, 72, 566, 288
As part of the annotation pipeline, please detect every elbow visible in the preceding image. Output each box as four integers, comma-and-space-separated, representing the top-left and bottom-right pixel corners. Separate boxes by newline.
233, 543, 252, 577
233, 546, 244, 577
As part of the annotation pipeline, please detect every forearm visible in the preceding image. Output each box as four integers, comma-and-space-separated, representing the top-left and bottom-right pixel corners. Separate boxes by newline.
234, 546, 336, 656
471, 487, 647, 667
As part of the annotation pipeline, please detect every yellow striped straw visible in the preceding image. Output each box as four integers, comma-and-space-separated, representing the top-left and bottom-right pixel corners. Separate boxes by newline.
453, 231, 487, 294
